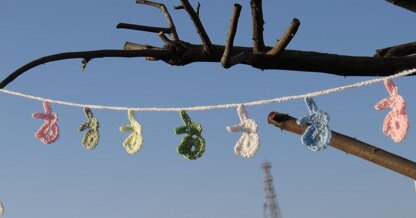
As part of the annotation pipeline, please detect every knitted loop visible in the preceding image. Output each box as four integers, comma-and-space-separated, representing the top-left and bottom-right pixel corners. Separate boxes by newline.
174, 110, 205, 160
297, 97, 331, 151
32, 101, 60, 144
226, 104, 260, 158
120, 110, 143, 155
79, 107, 100, 150
375, 79, 409, 143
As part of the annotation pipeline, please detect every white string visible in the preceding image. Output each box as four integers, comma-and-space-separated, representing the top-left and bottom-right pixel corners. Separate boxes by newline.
414, 180, 416, 191
1, 68, 415, 112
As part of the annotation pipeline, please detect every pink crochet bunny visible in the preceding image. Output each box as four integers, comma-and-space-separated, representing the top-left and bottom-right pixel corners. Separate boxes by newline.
32, 101, 60, 144
375, 79, 408, 143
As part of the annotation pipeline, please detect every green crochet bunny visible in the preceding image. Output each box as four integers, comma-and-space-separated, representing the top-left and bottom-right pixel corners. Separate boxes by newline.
175, 110, 205, 160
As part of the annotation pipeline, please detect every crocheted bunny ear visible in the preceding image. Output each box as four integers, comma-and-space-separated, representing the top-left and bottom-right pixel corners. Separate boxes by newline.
384, 79, 398, 96
305, 97, 318, 114
79, 107, 100, 150
120, 110, 143, 155
226, 104, 260, 158
32, 100, 60, 144
297, 98, 331, 151
375, 79, 409, 143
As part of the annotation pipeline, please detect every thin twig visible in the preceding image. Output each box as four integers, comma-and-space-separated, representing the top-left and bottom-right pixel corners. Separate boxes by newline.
375, 41, 416, 57
196, 2, 201, 16
116, 23, 171, 34
136, 0, 179, 41
180, 0, 213, 53
158, 32, 173, 47
221, 4, 242, 68
0, 49, 170, 88
173, 5, 184, 10
268, 112, 416, 179
386, 0, 416, 12
267, 18, 301, 56
250, 0, 265, 53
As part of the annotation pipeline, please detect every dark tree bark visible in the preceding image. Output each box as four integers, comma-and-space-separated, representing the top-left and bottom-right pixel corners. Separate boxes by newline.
375, 41, 416, 57
2, 45, 416, 88
387, 0, 416, 12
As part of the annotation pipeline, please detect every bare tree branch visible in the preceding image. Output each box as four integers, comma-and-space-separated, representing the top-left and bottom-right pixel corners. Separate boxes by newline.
123, 42, 164, 61
158, 32, 173, 47
375, 41, 416, 57
2, 44, 416, 88
251, 0, 265, 53
196, 2, 201, 16
175, 1, 200, 15
136, 0, 179, 41
386, 0, 416, 12
3, 2, 416, 88
268, 112, 416, 180
267, 18, 301, 56
0, 49, 170, 89
116, 23, 171, 34
173, 5, 184, 10
221, 4, 243, 68
180, 0, 213, 54
228, 52, 251, 68
123, 42, 160, 50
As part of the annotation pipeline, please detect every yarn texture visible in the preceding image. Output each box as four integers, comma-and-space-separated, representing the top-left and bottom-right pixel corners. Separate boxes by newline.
32, 101, 60, 144
79, 107, 100, 150
175, 111, 205, 160
120, 110, 143, 155
297, 97, 331, 151
375, 79, 409, 143
226, 104, 260, 158
1, 68, 415, 112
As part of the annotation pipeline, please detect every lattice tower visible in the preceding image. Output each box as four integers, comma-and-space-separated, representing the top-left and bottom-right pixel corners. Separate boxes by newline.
262, 161, 282, 218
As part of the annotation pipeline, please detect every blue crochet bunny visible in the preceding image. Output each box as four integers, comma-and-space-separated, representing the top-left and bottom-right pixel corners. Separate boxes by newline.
296, 97, 331, 151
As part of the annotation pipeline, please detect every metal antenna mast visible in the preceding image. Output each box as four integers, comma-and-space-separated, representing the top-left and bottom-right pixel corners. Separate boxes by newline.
262, 161, 282, 218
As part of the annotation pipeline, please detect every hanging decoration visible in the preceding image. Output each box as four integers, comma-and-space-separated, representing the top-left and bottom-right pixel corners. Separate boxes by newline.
174, 111, 205, 160
375, 79, 409, 143
120, 110, 143, 155
32, 100, 60, 144
226, 104, 260, 158
0, 68, 414, 156
79, 107, 100, 150
297, 97, 331, 151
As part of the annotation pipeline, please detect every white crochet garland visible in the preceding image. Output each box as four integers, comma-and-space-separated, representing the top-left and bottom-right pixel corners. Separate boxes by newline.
0, 68, 415, 111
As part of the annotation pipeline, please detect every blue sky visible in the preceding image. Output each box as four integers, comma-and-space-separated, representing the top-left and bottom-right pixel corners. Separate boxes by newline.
0, 0, 416, 217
